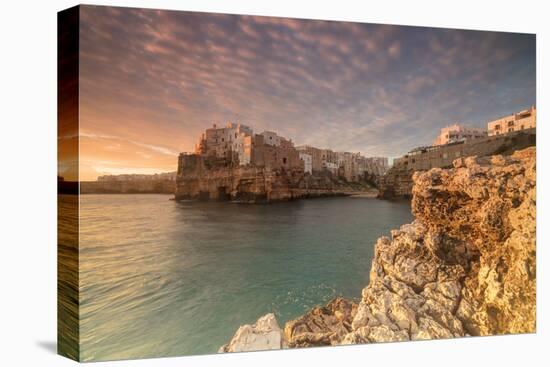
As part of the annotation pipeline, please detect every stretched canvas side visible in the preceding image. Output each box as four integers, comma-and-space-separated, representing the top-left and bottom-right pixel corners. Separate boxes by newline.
57, 5, 80, 362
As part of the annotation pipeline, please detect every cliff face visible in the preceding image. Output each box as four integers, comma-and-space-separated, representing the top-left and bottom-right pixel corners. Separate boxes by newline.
176, 154, 376, 202
220, 147, 536, 352
377, 166, 414, 199
411, 148, 536, 336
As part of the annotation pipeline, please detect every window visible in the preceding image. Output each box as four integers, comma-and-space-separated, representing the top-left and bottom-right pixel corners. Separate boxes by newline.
508, 128, 514, 132
283, 157, 287, 164
508, 120, 514, 127
521, 125, 525, 130
222, 138, 225, 142
495, 124, 501, 130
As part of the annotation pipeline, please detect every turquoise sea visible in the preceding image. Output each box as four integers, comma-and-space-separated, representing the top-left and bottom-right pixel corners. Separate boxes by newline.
77, 194, 412, 361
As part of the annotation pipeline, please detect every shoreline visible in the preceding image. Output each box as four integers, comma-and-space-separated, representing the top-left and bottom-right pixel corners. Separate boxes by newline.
345, 190, 379, 198
68, 189, 383, 201
174, 188, 379, 203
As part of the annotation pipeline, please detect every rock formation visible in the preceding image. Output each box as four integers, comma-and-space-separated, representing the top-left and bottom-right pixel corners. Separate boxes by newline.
218, 313, 285, 353
377, 166, 414, 199
175, 153, 377, 202
220, 147, 536, 351
284, 298, 358, 347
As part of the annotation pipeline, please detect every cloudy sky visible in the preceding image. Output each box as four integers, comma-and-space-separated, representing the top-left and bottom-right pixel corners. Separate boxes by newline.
78, 5, 535, 180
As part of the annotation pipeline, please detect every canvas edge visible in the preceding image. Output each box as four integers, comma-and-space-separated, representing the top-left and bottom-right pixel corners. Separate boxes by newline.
57, 4, 81, 362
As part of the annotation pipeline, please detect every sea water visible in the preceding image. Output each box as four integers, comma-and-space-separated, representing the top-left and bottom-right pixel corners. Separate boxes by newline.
74, 194, 412, 361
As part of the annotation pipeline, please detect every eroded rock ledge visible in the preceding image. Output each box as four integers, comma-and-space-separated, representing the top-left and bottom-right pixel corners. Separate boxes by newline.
220, 148, 536, 352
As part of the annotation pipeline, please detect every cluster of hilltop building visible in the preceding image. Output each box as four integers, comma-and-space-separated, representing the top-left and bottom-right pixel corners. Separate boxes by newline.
193, 122, 389, 181
176, 123, 387, 202
380, 106, 536, 198
395, 105, 536, 171
176, 106, 535, 201
431, 105, 536, 146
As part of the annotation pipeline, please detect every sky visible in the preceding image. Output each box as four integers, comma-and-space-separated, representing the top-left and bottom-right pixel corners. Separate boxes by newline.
77, 5, 536, 181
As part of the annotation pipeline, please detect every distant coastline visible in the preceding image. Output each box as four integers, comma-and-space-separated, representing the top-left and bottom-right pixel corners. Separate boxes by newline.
73, 178, 380, 198
80, 179, 175, 195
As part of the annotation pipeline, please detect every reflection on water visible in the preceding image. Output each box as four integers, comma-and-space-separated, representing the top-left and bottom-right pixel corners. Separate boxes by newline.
76, 194, 412, 361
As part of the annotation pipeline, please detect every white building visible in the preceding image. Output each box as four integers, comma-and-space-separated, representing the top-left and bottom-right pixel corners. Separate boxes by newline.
299, 153, 312, 174
487, 106, 536, 136
195, 122, 253, 165
323, 161, 339, 175
432, 124, 487, 146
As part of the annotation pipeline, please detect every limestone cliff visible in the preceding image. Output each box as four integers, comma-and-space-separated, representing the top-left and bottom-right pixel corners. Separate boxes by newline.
175, 153, 377, 202
221, 147, 536, 351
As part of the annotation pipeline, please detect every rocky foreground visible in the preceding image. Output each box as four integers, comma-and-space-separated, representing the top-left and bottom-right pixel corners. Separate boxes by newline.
220, 148, 536, 352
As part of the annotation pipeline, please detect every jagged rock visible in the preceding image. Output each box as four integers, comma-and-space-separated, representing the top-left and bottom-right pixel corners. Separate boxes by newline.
341, 324, 409, 344
219, 313, 284, 353
348, 220, 466, 343
412, 148, 536, 336
284, 297, 357, 347
220, 147, 536, 351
